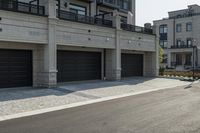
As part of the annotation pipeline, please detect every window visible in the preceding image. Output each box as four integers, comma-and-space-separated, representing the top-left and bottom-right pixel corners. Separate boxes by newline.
176, 54, 182, 65
98, 10, 111, 20
160, 40, 168, 49
176, 39, 182, 47
105, 0, 115, 4
176, 24, 182, 32
162, 54, 168, 63
187, 38, 193, 47
186, 22, 192, 32
99, 10, 108, 15
119, 0, 130, 10
159, 25, 168, 34
69, 4, 86, 15
120, 16, 127, 23
1, 0, 15, 8
185, 54, 192, 65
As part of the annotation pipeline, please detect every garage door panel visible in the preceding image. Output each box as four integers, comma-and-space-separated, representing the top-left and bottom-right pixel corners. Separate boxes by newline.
122, 54, 143, 77
0, 49, 32, 88
57, 50, 101, 82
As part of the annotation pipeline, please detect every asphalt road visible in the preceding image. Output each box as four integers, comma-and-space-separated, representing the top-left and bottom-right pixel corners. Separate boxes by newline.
0, 83, 200, 133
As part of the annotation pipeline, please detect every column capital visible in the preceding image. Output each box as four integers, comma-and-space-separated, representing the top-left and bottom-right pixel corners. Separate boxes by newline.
112, 10, 121, 30
44, 0, 58, 19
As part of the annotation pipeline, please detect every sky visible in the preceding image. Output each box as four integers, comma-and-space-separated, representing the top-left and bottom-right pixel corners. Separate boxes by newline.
136, 0, 200, 26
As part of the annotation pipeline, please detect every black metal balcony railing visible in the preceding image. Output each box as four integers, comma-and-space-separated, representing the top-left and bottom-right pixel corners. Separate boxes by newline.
171, 45, 193, 49
185, 62, 192, 66
169, 13, 200, 19
58, 10, 113, 28
171, 61, 192, 67
121, 23, 154, 35
0, 0, 45, 16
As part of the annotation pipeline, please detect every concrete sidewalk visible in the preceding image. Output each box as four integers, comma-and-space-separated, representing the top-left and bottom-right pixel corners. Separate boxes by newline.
0, 77, 196, 119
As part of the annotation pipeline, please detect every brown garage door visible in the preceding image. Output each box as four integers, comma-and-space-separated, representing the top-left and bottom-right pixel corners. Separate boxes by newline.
121, 53, 143, 77
0, 49, 32, 88
57, 50, 101, 82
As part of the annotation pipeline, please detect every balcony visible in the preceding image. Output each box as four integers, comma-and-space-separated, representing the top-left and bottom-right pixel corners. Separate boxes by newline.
121, 23, 154, 35
0, 0, 45, 16
57, 10, 113, 28
170, 45, 193, 49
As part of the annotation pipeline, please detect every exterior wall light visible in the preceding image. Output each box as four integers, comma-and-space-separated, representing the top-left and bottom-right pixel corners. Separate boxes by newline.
106, 38, 110, 41
128, 40, 132, 44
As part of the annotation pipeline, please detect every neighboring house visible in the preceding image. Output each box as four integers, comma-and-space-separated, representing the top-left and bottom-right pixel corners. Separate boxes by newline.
154, 4, 200, 71
0, 0, 158, 88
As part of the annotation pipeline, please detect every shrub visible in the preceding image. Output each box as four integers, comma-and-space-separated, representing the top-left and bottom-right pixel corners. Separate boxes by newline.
159, 67, 165, 76
163, 71, 200, 79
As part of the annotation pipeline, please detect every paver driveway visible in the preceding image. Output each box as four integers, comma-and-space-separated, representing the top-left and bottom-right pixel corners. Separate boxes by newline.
0, 77, 194, 118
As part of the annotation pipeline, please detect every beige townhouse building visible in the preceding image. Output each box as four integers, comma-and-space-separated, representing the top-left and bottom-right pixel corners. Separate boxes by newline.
0, 0, 158, 88
154, 4, 200, 71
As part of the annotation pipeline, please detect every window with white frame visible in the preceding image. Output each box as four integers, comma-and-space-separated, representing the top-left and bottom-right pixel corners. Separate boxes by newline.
176, 24, 182, 32
187, 38, 193, 47
160, 40, 168, 49
159, 25, 168, 34
69, 4, 86, 15
186, 22, 192, 32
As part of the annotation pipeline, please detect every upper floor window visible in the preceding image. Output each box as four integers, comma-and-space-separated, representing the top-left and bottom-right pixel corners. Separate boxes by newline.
105, 0, 115, 4
120, 16, 127, 23
162, 54, 168, 63
187, 38, 193, 47
176, 39, 182, 46
69, 4, 86, 15
186, 22, 192, 32
98, 10, 111, 20
159, 25, 168, 34
176, 24, 182, 32
160, 40, 168, 49
119, 0, 130, 10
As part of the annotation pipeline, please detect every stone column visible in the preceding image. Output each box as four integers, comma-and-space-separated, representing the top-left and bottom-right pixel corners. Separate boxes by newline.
131, 0, 136, 25
197, 48, 200, 66
155, 36, 159, 76
90, 0, 97, 16
192, 48, 198, 67
182, 54, 185, 66
40, 0, 57, 87
167, 51, 171, 68
105, 10, 121, 80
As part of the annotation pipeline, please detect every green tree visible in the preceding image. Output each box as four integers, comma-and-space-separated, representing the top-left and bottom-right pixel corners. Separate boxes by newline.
159, 46, 165, 75
159, 46, 164, 64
